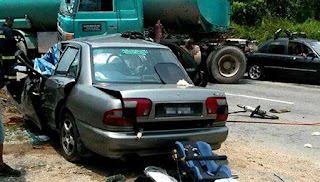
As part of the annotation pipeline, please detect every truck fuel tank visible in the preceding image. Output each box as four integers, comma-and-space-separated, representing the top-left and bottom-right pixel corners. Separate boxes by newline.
143, 0, 231, 33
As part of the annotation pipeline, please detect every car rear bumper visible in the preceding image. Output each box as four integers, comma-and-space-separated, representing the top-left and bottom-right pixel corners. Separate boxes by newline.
77, 121, 228, 159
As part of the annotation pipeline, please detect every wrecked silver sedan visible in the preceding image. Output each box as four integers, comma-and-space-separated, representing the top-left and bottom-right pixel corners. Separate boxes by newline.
10, 34, 229, 161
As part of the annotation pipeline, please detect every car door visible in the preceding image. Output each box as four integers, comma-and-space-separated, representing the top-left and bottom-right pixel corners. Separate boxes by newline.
74, 0, 118, 38
117, 0, 143, 33
43, 45, 81, 128
262, 40, 288, 76
283, 41, 319, 79
163, 42, 207, 86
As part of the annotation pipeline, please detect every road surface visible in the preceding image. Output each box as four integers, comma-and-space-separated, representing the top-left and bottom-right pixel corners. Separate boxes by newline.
210, 79, 320, 161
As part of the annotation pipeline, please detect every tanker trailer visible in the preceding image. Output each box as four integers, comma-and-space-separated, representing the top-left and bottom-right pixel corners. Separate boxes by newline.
143, 0, 249, 83
0, 0, 61, 56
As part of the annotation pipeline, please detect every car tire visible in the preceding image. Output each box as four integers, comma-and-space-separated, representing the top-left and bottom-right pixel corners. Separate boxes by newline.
60, 112, 81, 162
248, 64, 264, 80
207, 46, 247, 84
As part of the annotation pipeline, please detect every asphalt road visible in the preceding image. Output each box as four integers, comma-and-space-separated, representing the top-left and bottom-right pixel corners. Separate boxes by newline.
209, 79, 320, 161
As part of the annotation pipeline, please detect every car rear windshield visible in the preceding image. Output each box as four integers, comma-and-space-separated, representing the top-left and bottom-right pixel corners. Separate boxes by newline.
92, 47, 190, 84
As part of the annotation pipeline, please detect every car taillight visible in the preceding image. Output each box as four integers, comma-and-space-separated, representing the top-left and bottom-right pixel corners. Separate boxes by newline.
124, 98, 152, 117
206, 97, 228, 121
103, 109, 134, 126
103, 99, 152, 127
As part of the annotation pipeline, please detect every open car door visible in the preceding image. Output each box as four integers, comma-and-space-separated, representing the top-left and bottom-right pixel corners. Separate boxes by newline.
14, 50, 48, 129
160, 40, 208, 87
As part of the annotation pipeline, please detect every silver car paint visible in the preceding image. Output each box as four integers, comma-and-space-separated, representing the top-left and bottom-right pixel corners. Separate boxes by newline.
50, 35, 229, 158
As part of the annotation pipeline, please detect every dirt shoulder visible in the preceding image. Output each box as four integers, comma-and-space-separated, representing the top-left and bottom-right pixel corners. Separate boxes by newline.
1, 139, 319, 182
218, 140, 320, 182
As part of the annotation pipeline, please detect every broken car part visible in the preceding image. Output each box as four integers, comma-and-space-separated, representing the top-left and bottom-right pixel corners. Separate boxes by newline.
237, 105, 279, 119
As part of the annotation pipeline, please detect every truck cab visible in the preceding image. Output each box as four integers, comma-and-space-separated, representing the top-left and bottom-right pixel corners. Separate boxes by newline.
58, 0, 143, 40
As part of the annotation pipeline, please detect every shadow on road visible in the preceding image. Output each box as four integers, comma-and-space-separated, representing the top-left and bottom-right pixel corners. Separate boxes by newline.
209, 77, 254, 85
250, 76, 320, 87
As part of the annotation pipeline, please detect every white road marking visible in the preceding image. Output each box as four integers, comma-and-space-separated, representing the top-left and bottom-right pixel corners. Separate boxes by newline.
225, 93, 294, 105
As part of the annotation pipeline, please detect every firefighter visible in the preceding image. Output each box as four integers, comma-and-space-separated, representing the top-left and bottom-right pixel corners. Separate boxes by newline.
1, 17, 17, 82
0, 17, 21, 176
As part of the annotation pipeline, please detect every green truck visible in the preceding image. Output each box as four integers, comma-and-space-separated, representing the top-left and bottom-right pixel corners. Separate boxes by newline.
0, 0, 61, 56
1, 0, 252, 83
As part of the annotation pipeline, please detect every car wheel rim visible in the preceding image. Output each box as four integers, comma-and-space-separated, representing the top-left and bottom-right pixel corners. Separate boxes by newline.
61, 119, 75, 156
249, 65, 262, 79
218, 55, 240, 78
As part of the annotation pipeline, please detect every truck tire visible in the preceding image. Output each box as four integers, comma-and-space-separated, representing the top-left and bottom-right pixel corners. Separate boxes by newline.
207, 46, 246, 84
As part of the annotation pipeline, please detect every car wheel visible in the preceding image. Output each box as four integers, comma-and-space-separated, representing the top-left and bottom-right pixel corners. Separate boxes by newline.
248, 64, 264, 80
60, 112, 81, 162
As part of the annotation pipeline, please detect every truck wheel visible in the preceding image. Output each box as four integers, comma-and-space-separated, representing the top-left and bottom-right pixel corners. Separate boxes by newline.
248, 64, 264, 80
207, 46, 246, 83
60, 112, 81, 162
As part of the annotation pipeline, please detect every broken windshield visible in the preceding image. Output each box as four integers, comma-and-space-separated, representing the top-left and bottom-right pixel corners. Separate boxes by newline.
92, 47, 190, 84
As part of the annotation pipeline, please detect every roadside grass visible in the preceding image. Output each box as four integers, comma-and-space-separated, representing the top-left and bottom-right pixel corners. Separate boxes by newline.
232, 15, 320, 43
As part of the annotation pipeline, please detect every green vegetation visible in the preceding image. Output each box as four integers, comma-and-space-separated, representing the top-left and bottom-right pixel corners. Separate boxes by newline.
231, 0, 320, 43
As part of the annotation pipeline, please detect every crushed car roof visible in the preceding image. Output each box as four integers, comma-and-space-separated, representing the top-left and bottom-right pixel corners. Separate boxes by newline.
70, 34, 169, 49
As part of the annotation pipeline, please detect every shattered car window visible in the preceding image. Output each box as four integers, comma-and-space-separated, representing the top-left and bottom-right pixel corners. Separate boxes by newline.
92, 48, 189, 84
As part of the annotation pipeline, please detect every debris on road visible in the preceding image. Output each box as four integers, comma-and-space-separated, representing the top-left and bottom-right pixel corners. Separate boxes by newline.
143, 166, 177, 182
106, 174, 126, 182
4, 116, 24, 126
34, 135, 50, 142
269, 109, 291, 114
304, 144, 313, 148
215, 178, 239, 182
176, 79, 193, 87
274, 173, 285, 182
236, 105, 279, 119
312, 132, 320, 136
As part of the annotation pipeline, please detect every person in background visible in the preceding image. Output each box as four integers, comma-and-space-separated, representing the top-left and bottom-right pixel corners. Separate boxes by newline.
0, 17, 21, 177
294, 44, 307, 58
181, 39, 202, 65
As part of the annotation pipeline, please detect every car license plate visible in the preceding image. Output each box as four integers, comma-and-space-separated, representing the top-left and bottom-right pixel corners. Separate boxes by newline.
155, 103, 202, 117
166, 107, 192, 115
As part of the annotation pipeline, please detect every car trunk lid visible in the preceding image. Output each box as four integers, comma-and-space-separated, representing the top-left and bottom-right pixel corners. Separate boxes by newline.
94, 84, 227, 131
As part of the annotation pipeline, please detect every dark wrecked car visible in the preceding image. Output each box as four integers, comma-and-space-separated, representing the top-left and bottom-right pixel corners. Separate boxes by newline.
247, 33, 320, 81
10, 34, 229, 161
